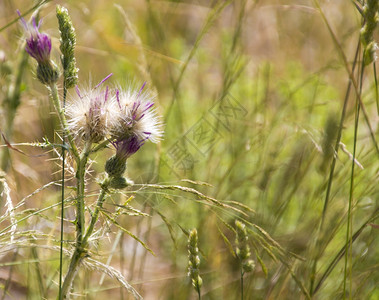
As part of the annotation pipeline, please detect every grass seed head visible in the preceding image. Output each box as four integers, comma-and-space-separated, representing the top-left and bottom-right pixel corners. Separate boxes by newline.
188, 228, 203, 291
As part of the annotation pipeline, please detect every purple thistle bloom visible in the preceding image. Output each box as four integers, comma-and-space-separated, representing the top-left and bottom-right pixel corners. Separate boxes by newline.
17, 10, 52, 64
105, 135, 144, 178
112, 135, 145, 160
112, 83, 163, 143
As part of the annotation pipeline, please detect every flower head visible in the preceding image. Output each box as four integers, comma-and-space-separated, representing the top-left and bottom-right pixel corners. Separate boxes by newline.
66, 79, 118, 143
112, 135, 144, 160
17, 10, 52, 64
17, 10, 59, 84
105, 136, 143, 177
111, 83, 163, 144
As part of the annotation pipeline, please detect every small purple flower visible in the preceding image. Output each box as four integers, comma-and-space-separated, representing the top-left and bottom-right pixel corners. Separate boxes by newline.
105, 135, 145, 177
17, 10, 52, 64
112, 135, 145, 160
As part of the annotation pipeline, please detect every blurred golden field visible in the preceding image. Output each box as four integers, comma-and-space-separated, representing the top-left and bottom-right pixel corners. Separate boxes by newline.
0, 0, 378, 299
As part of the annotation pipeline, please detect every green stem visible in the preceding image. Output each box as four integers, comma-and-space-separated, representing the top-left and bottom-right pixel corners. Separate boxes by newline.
240, 269, 244, 300
309, 39, 360, 295
91, 139, 110, 153
60, 177, 109, 299
343, 50, 365, 300
49, 80, 88, 299
60, 246, 85, 299
75, 141, 92, 247
374, 62, 379, 115
58, 84, 68, 300
1, 52, 28, 172
48, 83, 79, 159
58, 146, 65, 300
82, 180, 109, 245
313, 208, 379, 295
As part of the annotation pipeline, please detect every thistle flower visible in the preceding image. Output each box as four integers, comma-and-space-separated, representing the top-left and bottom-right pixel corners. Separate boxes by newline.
66, 83, 118, 143
105, 135, 144, 177
104, 83, 163, 178
17, 10, 59, 84
111, 83, 163, 143
112, 135, 145, 160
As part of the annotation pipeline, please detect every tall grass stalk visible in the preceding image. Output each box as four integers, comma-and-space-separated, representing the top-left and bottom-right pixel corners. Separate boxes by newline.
309, 0, 372, 294
312, 0, 379, 155
309, 40, 360, 295
313, 208, 379, 295
374, 63, 379, 114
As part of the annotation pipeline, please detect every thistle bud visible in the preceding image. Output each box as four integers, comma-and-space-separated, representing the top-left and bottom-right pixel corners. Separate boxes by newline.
105, 135, 144, 177
108, 176, 129, 189
105, 156, 127, 178
36, 60, 60, 85
17, 10, 59, 84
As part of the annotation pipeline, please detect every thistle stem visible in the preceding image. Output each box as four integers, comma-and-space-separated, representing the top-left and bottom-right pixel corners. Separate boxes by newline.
75, 141, 92, 243
49, 82, 111, 298
48, 83, 79, 159
60, 175, 109, 299
82, 180, 109, 245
